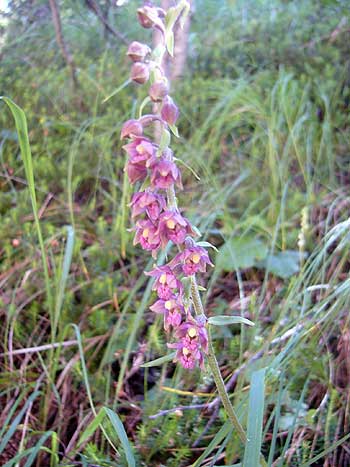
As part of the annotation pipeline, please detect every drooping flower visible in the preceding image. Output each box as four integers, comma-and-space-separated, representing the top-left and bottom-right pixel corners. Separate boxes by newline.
174, 317, 208, 353
149, 80, 169, 102
150, 295, 184, 331
146, 265, 182, 299
127, 41, 151, 62
130, 190, 166, 221
123, 137, 156, 166
161, 96, 179, 126
168, 341, 204, 370
120, 119, 143, 140
125, 161, 147, 184
157, 210, 194, 247
137, 5, 166, 34
131, 62, 150, 84
133, 219, 161, 253
150, 158, 182, 190
171, 245, 213, 276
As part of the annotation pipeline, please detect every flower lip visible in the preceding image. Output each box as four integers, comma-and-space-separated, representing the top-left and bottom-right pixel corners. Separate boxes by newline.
150, 158, 182, 190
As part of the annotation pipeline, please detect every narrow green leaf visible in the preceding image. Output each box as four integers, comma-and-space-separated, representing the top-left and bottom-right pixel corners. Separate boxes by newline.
196, 241, 219, 252
208, 316, 255, 327
0, 97, 53, 317
299, 432, 350, 467
23, 431, 55, 467
141, 352, 176, 368
169, 123, 179, 137
77, 408, 106, 447
102, 78, 131, 103
0, 390, 41, 454
243, 369, 266, 467
166, 31, 174, 56
54, 225, 75, 335
191, 420, 232, 467
104, 408, 136, 467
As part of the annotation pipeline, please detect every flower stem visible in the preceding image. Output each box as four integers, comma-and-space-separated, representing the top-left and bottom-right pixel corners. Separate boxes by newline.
190, 276, 246, 443
190, 275, 267, 466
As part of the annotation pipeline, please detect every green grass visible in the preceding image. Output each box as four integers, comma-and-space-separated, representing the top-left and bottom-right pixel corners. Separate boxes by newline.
0, 0, 350, 465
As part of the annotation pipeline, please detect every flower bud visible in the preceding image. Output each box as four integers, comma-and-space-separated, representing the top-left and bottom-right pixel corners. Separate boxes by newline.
137, 5, 165, 34
127, 41, 151, 62
149, 80, 169, 102
120, 119, 143, 140
130, 62, 150, 84
161, 96, 179, 126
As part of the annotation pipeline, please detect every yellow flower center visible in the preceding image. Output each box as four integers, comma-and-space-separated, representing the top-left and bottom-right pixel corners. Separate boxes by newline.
159, 273, 167, 284
166, 219, 176, 229
136, 144, 145, 154
142, 228, 149, 238
164, 300, 172, 310
188, 327, 197, 338
160, 170, 168, 177
191, 253, 201, 264
182, 347, 191, 356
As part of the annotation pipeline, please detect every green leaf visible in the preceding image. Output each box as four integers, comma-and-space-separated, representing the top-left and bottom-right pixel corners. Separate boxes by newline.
0, 390, 41, 455
192, 420, 232, 467
166, 31, 174, 57
77, 408, 106, 447
104, 408, 136, 467
243, 368, 266, 467
208, 316, 255, 327
196, 241, 219, 252
169, 123, 179, 137
0, 97, 53, 316
257, 250, 303, 279
141, 352, 176, 368
217, 237, 268, 271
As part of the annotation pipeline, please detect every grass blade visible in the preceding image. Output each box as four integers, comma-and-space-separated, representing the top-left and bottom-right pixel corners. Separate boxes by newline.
0, 390, 41, 455
104, 407, 136, 467
0, 97, 53, 319
243, 368, 266, 467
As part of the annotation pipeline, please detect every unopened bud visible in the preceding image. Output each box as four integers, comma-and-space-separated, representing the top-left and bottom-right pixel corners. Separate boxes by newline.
161, 96, 179, 126
149, 80, 169, 102
131, 62, 150, 84
137, 6, 165, 33
120, 119, 143, 140
127, 41, 151, 62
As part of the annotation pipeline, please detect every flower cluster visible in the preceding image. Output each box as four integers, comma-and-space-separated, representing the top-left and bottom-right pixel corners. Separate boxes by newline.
121, 2, 212, 370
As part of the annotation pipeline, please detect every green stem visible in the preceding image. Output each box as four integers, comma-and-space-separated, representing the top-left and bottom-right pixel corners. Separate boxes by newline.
190, 275, 267, 466
190, 276, 246, 444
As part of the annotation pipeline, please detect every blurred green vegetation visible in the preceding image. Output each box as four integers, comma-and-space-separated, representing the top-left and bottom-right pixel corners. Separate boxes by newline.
0, 0, 350, 466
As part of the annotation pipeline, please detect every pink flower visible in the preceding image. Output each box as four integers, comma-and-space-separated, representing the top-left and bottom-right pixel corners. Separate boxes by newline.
130, 190, 166, 221
157, 210, 194, 248
172, 245, 213, 276
126, 41, 151, 62
161, 96, 179, 126
150, 295, 184, 331
146, 265, 182, 299
130, 62, 150, 84
168, 341, 204, 370
125, 161, 147, 184
149, 80, 169, 102
137, 5, 165, 34
123, 137, 155, 166
150, 158, 182, 190
174, 318, 208, 353
133, 219, 161, 253
120, 119, 143, 140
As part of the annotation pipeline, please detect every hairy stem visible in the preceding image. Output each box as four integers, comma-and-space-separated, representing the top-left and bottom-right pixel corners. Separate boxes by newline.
190, 276, 246, 443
